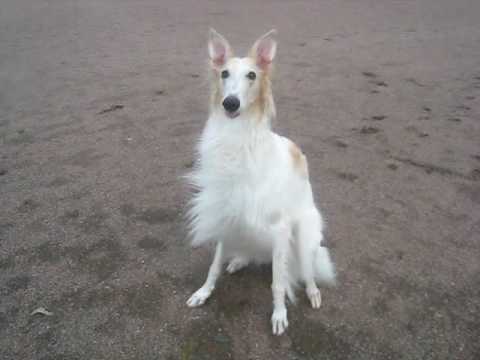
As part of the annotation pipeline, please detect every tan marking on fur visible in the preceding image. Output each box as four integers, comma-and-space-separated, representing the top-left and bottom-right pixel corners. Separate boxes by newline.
289, 141, 308, 178
209, 57, 236, 111
249, 65, 276, 121
209, 68, 223, 110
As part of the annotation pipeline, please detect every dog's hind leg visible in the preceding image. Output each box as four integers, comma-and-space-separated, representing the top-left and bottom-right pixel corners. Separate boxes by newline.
187, 242, 224, 307
226, 256, 249, 274
297, 210, 330, 309
271, 219, 291, 335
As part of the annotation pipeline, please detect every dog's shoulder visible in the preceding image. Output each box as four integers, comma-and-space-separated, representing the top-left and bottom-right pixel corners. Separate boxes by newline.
276, 135, 308, 179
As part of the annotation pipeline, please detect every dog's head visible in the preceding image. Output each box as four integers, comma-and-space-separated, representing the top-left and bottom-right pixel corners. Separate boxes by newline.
208, 29, 277, 120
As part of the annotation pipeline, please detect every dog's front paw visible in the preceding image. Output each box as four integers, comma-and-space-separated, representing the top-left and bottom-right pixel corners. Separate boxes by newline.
306, 287, 322, 309
186, 287, 212, 307
271, 308, 288, 335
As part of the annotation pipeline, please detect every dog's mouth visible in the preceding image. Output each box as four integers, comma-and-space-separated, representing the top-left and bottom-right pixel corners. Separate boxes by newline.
225, 110, 240, 119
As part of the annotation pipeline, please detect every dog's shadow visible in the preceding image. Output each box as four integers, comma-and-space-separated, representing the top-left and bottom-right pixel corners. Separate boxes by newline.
205, 264, 273, 318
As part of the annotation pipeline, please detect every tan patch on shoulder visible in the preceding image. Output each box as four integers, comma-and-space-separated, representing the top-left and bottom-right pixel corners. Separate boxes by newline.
289, 141, 309, 178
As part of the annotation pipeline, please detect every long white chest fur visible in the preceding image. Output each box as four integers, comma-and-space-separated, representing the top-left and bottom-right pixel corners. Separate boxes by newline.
187, 113, 313, 261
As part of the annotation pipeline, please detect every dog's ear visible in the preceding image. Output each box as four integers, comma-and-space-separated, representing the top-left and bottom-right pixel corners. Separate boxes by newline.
249, 29, 277, 70
208, 28, 232, 69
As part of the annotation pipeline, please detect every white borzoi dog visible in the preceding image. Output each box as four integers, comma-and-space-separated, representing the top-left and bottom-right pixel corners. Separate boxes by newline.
186, 29, 336, 335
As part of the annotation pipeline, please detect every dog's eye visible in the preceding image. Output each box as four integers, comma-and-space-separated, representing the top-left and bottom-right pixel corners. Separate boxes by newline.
221, 70, 229, 79
247, 71, 256, 80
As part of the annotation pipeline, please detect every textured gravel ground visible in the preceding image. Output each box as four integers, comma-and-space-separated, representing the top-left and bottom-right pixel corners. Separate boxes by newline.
1, 0, 479, 359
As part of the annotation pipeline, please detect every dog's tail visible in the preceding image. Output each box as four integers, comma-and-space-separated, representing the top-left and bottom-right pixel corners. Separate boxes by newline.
314, 246, 336, 286
296, 208, 336, 286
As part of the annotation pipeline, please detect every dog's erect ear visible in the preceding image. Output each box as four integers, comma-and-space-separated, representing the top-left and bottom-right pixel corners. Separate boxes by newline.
208, 28, 232, 69
249, 29, 277, 70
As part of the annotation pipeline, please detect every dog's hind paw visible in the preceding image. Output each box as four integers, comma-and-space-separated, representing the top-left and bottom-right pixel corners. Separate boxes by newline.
226, 257, 249, 274
271, 308, 288, 335
306, 287, 322, 309
186, 287, 212, 307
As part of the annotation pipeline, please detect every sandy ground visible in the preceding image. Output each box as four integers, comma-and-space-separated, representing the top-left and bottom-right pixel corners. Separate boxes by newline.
1, 0, 480, 359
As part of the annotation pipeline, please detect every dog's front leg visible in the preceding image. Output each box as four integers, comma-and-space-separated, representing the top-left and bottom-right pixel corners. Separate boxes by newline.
271, 222, 290, 335
187, 242, 224, 307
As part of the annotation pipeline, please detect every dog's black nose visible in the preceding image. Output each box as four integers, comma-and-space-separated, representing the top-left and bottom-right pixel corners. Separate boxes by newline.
223, 96, 240, 113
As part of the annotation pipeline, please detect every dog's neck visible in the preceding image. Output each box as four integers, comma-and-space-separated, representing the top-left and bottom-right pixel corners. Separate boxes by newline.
209, 106, 273, 133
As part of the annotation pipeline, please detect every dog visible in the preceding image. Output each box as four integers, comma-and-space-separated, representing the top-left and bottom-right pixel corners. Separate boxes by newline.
185, 29, 336, 335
